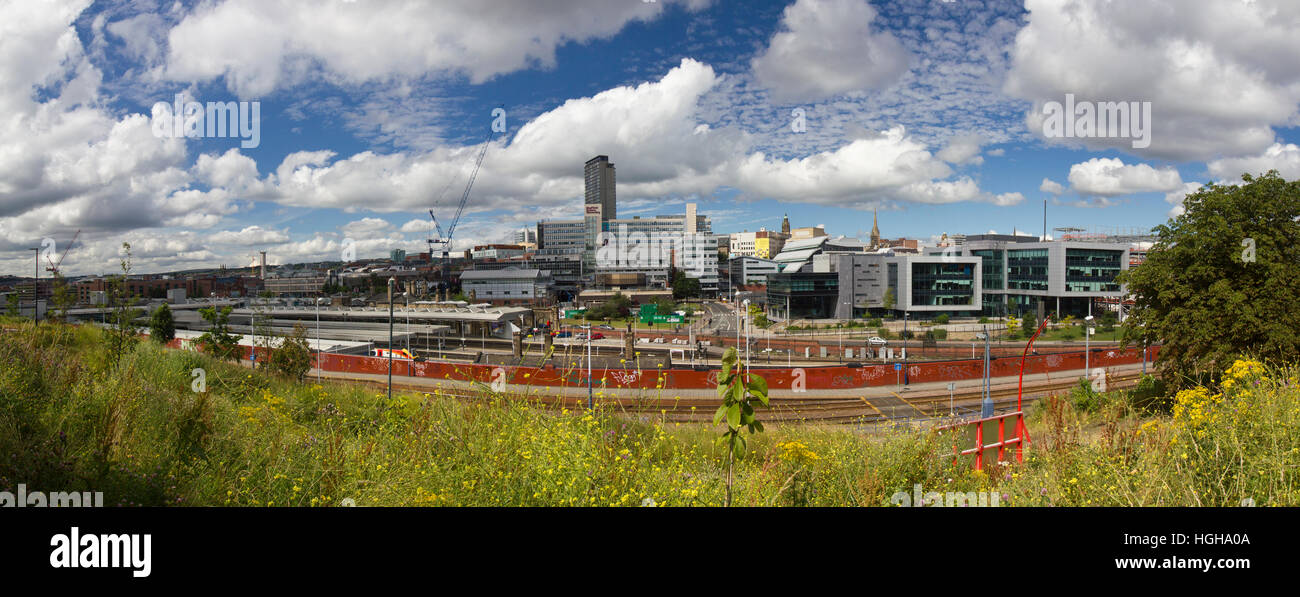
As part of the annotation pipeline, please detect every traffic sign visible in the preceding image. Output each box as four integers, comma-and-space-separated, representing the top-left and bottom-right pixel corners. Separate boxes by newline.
894, 362, 902, 371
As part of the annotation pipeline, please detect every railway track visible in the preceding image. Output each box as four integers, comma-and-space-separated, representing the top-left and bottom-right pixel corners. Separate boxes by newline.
336, 369, 1147, 424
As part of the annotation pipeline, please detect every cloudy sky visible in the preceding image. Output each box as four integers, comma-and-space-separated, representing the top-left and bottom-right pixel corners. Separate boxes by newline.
4, 0, 1300, 276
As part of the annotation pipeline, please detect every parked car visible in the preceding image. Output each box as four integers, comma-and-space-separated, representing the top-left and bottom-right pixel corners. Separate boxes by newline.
590, 332, 606, 340
596, 324, 614, 330
573, 333, 588, 340
555, 330, 573, 338
868, 336, 888, 345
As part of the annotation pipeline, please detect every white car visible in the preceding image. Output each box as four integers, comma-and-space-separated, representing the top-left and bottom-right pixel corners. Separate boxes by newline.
868, 336, 888, 345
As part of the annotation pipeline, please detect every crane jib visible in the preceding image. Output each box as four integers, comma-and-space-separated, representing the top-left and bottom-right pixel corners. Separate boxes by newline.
427, 128, 494, 255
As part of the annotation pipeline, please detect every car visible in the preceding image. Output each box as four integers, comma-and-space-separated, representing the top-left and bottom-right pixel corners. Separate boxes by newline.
975, 332, 988, 340
590, 332, 606, 340
596, 324, 614, 330
555, 331, 573, 338
573, 333, 588, 340
868, 336, 888, 345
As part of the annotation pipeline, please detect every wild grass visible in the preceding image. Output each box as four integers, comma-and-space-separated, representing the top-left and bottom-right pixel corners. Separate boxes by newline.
1, 321, 1296, 506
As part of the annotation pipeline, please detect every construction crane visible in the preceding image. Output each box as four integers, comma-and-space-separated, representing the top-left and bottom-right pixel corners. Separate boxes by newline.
44, 229, 80, 277
428, 128, 494, 259
427, 125, 496, 298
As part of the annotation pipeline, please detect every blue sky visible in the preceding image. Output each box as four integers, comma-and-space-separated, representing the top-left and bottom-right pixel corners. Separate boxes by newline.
4, 0, 1300, 275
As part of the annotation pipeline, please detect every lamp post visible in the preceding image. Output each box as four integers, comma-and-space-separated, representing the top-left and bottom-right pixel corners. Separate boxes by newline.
387, 277, 395, 401
1084, 314, 1094, 379
741, 298, 751, 371
29, 247, 39, 324
315, 296, 325, 381
902, 310, 909, 386
733, 289, 741, 354
580, 323, 593, 408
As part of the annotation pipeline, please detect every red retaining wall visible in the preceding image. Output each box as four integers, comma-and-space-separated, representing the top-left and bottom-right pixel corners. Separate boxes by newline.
195, 342, 1157, 392
168, 333, 1157, 392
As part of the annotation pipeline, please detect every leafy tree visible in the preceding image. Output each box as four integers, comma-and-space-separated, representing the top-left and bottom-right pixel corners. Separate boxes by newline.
149, 303, 175, 344
49, 272, 76, 322
250, 293, 276, 367
268, 323, 313, 381
922, 330, 938, 348
588, 292, 632, 320
882, 288, 895, 312
197, 305, 240, 361
1119, 171, 1300, 386
107, 243, 141, 368
4, 293, 19, 317
1023, 313, 1038, 339
1004, 316, 1021, 339
670, 270, 700, 300
934, 313, 950, 325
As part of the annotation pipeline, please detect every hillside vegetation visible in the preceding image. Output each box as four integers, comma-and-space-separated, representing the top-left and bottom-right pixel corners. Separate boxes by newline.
1, 321, 1296, 506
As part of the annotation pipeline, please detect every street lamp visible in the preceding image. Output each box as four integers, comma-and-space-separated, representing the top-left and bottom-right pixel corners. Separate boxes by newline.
1084, 314, 1095, 378
29, 247, 39, 324
315, 296, 327, 382
902, 310, 909, 386
387, 277, 395, 401
580, 323, 593, 408
741, 298, 751, 371
733, 289, 741, 354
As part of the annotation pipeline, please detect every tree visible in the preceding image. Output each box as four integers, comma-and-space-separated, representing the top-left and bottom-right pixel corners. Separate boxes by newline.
107, 243, 141, 368
670, 269, 700, 300
149, 304, 175, 344
4, 293, 18, 317
882, 288, 896, 312
197, 305, 240, 361
1119, 171, 1300, 386
268, 323, 313, 381
934, 313, 949, 325
49, 272, 76, 322
922, 330, 938, 348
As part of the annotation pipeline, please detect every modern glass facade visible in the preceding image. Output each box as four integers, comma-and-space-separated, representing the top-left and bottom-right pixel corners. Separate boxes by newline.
766, 272, 838, 319
1064, 248, 1123, 292
1006, 248, 1048, 291
971, 249, 1004, 291
910, 262, 975, 306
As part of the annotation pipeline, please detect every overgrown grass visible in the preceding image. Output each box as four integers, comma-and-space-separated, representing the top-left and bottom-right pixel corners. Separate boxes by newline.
1, 322, 1296, 506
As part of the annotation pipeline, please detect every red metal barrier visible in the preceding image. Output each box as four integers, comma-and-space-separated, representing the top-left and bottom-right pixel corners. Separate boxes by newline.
937, 411, 1031, 470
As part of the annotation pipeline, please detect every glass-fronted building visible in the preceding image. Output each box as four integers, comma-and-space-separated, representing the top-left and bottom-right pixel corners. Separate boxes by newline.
766, 272, 839, 319
930, 237, 1129, 318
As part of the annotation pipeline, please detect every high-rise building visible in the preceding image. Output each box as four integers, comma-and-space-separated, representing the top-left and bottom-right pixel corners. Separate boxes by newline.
584, 155, 616, 221
513, 227, 537, 245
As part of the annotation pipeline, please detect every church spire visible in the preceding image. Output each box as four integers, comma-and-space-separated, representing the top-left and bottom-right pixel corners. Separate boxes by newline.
870, 209, 881, 249
781, 213, 791, 236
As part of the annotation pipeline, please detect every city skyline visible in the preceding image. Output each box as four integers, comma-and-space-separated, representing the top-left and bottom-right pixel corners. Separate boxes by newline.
5, 0, 1300, 277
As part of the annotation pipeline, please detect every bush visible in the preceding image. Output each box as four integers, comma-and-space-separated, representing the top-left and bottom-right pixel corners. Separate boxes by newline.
149, 304, 175, 344
931, 328, 947, 340
268, 323, 313, 382
934, 314, 950, 325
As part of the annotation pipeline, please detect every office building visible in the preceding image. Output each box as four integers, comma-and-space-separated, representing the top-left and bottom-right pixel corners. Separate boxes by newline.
584, 155, 616, 221
729, 256, 781, 287
930, 235, 1129, 318
460, 268, 553, 305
